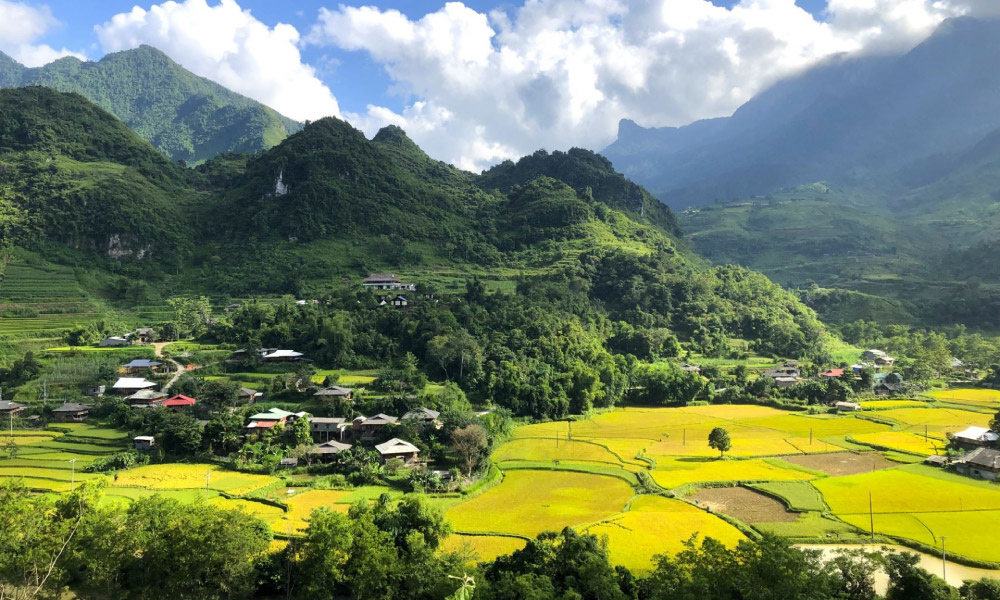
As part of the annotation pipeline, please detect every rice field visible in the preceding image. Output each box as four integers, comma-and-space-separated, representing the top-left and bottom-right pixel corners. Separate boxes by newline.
442, 534, 527, 563
873, 407, 991, 434
273, 489, 351, 535
446, 470, 634, 538
583, 495, 745, 572
850, 432, 948, 456
859, 400, 930, 410
111, 464, 280, 496
650, 457, 817, 489
926, 388, 1000, 407
749, 481, 828, 512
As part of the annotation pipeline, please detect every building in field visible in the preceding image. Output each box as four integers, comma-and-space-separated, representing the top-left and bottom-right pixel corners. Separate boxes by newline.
952, 426, 999, 449
133, 435, 155, 451
680, 364, 702, 373
956, 447, 1000, 481
0, 401, 24, 417
261, 349, 304, 363
362, 274, 416, 291
112, 377, 157, 396
126, 389, 168, 407
159, 395, 196, 409
862, 349, 888, 361
773, 376, 799, 388
85, 385, 106, 398
834, 401, 861, 413
121, 359, 164, 374
313, 386, 353, 402
245, 407, 309, 435
375, 438, 421, 465
133, 328, 158, 344
820, 369, 845, 378
99, 336, 129, 347
52, 403, 90, 422
308, 439, 353, 462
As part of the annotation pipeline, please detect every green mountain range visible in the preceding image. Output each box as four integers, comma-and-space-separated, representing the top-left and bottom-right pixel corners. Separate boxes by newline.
0, 86, 830, 361
0, 45, 301, 163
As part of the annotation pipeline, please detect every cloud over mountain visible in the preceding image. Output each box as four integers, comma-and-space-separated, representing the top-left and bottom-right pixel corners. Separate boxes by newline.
96, 0, 340, 122
0, 0, 84, 67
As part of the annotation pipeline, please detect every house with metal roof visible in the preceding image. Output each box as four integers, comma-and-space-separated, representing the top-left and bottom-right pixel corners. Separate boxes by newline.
375, 438, 420, 465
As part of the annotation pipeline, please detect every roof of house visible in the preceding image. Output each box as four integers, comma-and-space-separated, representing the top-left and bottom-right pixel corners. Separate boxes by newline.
773, 376, 800, 383
309, 440, 354, 454
951, 358, 965, 368
161, 395, 197, 407
113, 377, 156, 390
875, 382, 904, 391
246, 420, 279, 429
0, 401, 24, 410
835, 401, 861, 408
363, 413, 398, 425
314, 386, 353, 397
262, 349, 303, 359
864, 349, 888, 357
126, 390, 168, 401
133, 436, 155, 442
963, 447, 1000, 470
249, 408, 295, 421
403, 407, 441, 421
954, 426, 1000, 443
925, 455, 948, 465
364, 273, 400, 283
135, 328, 156, 334
238, 387, 259, 397
820, 369, 845, 377
375, 438, 420, 455
123, 359, 162, 369
310, 417, 346, 425
100, 336, 129, 345
680, 364, 701, 372
53, 403, 89, 413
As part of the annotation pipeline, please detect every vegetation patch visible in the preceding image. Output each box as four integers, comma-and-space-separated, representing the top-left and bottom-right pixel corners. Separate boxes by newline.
780, 451, 902, 476
749, 481, 828, 512
650, 457, 816, 489
690, 486, 798, 524
441, 534, 528, 563
111, 464, 280, 496
850, 432, 947, 456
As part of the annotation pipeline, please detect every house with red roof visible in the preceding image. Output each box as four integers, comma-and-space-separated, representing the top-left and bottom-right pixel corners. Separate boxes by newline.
158, 395, 197, 409
819, 369, 845, 378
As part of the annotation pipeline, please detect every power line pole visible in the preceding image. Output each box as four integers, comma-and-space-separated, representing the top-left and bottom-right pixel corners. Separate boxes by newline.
869, 490, 874, 541
69, 458, 77, 492
941, 536, 949, 581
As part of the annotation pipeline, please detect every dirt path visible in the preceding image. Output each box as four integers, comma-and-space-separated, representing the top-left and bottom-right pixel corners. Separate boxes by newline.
151, 342, 171, 358
151, 342, 185, 391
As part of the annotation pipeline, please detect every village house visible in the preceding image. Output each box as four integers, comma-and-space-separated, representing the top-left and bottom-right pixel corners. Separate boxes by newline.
773, 376, 800, 388
875, 356, 896, 368
99, 336, 129, 347
952, 426, 999, 449
133, 436, 155, 451
308, 439, 353, 463
352, 413, 398, 440
819, 369, 845, 378
52, 403, 89, 422
402, 407, 441, 428
126, 389, 168, 407
159, 395, 196, 410
261, 349, 304, 363
85, 385, 106, 398
310, 417, 348, 442
132, 328, 158, 344
375, 438, 421, 465
956, 447, 1000, 481
862, 349, 888, 361
121, 359, 164, 374
313, 386, 353, 402
874, 381, 904, 396
835, 401, 862, 413
112, 377, 157, 396
763, 366, 801, 379
680, 364, 702, 373
245, 408, 309, 435
0, 401, 25, 418
237, 387, 260, 405
362, 273, 416, 291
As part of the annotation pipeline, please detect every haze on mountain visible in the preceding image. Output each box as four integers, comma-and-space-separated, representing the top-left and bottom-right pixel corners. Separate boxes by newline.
602, 16, 1000, 330
0, 45, 301, 163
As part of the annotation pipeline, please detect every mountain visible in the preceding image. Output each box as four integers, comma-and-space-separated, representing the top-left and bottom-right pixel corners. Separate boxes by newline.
0, 46, 301, 163
0, 87, 830, 361
603, 17, 1000, 207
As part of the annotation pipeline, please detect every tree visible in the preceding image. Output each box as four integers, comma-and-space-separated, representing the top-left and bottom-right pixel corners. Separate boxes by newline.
708, 427, 731, 457
884, 551, 956, 600
961, 578, 1000, 600
450, 424, 488, 476
201, 380, 240, 410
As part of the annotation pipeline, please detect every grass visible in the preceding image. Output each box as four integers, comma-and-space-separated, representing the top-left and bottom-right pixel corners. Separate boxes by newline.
650, 457, 817, 489
749, 481, 828, 511
583, 495, 745, 572
754, 512, 863, 540
859, 400, 931, 410
48, 422, 129, 440
446, 470, 634, 538
111, 464, 280, 496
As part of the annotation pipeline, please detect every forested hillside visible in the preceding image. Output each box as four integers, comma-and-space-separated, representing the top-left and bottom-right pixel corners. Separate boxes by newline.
0, 88, 835, 418
0, 46, 301, 163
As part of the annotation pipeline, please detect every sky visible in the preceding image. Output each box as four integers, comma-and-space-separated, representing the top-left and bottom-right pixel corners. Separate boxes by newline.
1, 0, 997, 170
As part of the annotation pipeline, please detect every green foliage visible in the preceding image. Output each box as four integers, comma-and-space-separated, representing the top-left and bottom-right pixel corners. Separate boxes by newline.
0, 46, 300, 163
708, 427, 731, 457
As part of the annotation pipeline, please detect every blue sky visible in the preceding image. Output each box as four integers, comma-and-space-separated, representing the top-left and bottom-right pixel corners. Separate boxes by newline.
25, 0, 829, 117
1, 0, 972, 169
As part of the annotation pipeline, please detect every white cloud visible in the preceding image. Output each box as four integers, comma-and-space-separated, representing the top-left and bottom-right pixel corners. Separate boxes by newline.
0, 0, 84, 67
96, 0, 340, 122
309, 0, 996, 171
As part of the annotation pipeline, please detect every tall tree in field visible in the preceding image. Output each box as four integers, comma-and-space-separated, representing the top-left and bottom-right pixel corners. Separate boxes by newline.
708, 427, 731, 458
450, 425, 488, 476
